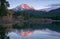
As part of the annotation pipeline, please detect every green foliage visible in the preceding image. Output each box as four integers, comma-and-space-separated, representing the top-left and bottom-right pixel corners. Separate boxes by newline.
21, 12, 30, 20
0, 9, 8, 16
17, 8, 60, 20
12, 24, 21, 29
13, 12, 21, 18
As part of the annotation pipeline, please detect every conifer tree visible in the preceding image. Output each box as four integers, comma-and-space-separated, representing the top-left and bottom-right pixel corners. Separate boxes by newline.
0, 0, 9, 39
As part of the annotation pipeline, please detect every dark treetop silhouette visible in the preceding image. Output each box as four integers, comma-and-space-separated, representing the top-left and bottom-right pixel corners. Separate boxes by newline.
0, 0, 10, 39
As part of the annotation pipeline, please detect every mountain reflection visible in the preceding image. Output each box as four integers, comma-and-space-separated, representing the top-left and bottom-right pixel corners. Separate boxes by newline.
20, 31, 34, 36
7, 29, 60, 39
19, 29, 53, 36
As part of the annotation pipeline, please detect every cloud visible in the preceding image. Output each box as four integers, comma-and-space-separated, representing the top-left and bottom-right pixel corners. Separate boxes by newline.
51, 4, 60, 6
47, 3, 60, 7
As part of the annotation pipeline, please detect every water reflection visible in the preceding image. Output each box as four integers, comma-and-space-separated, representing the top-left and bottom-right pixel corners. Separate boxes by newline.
20, 30, 34, 36
7, 29, 60, 39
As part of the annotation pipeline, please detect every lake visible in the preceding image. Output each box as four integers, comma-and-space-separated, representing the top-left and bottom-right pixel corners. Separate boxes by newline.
5, 21, 60, 39
7, 28, 60, 39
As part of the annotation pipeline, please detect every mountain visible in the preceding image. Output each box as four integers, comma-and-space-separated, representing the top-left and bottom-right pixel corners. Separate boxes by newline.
13, 3, 60, 12
13, 4, 35, 11
12, 4, 60, 20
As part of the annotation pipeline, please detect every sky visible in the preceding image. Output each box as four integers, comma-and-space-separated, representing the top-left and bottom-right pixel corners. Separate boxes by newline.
7, 0, 60, 10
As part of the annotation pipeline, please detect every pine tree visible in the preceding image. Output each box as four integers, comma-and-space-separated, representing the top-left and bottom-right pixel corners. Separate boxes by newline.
0, 0, 10, 39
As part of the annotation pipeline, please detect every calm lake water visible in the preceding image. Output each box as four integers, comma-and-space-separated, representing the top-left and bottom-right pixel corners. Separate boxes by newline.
7, 29, 60, 39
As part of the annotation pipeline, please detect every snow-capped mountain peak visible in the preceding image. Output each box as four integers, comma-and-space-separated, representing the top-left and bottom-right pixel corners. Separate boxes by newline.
20, 4, 34, 10
17, 4, 35, 10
